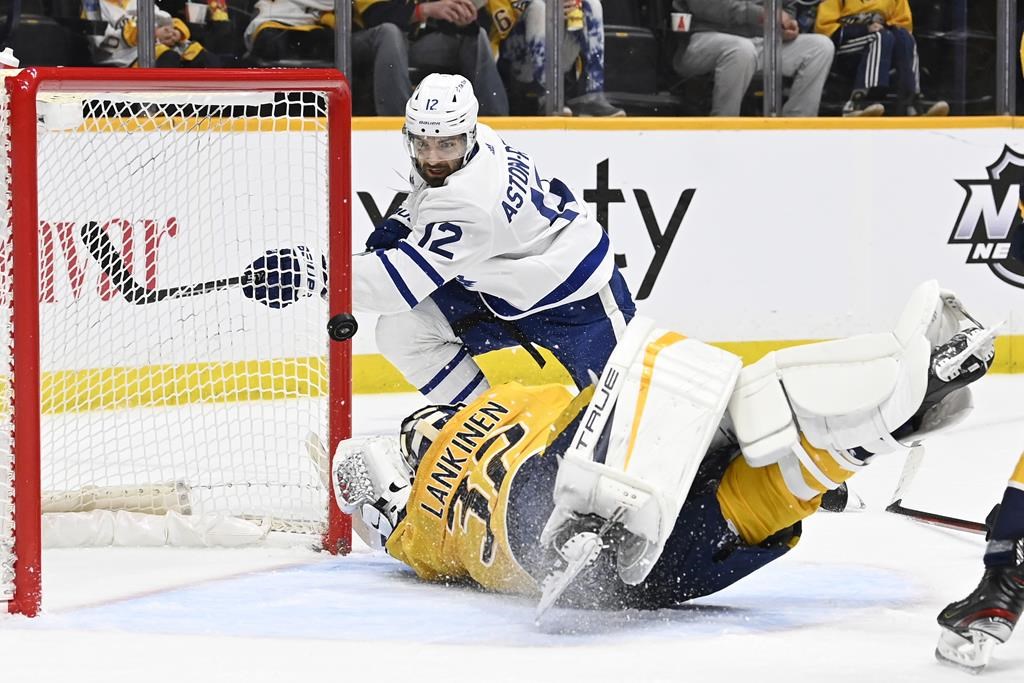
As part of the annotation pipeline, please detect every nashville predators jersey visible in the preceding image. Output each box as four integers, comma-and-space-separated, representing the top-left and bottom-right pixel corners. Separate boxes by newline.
484, 0, 529, 55
386, 382, 574, 594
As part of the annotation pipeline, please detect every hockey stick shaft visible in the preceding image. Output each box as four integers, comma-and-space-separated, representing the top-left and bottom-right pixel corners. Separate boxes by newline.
886, 445, 987, 535
885, 501, 987, 535
81, 221, 248, 304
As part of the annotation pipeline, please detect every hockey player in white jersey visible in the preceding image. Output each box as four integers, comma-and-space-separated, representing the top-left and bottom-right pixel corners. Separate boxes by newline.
353, 73, 634, 404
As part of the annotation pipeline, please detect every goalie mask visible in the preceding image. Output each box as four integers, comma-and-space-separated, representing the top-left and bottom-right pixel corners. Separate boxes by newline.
399, 403, 464, 473
403, 73, 478, 186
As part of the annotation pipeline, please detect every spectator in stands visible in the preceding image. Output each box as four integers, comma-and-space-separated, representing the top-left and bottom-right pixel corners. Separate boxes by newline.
670, 0, 834, 116
814, 0, 948, 116
173, 0, 238, 62
793, 0, 822, 34
82, 0, 221, 66
355, 0, 509, 115
352, 4, 415, 115
244, 0, 336, 62
487, 0, 624, 117
244, 1, 412, 114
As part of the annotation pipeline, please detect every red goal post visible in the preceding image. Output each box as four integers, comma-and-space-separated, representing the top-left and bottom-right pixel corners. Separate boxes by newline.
1, 68, 353, 617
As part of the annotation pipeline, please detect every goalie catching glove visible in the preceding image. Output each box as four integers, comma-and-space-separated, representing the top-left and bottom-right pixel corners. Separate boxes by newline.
331, 436, 413, 549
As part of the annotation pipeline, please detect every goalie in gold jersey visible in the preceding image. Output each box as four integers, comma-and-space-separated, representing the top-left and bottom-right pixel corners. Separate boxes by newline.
333, 281, 997, 611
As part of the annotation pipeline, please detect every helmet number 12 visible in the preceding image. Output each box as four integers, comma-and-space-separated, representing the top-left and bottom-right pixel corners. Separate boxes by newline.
425, 98, 439, 111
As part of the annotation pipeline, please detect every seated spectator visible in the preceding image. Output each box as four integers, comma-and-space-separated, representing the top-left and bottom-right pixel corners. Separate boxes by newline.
82, 0, 220, 66
357, 0, 509, 116
487, 0, 624, 117
352, 4, 415, 115
815, 0, 948, 116
244, 0, 336, 62
671, 0, 834, 116
169, 0, 238, 63
242, 1, 412, 114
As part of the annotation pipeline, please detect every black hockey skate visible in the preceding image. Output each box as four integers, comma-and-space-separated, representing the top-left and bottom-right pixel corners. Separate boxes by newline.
936, 555, 1024, 672
893, 327, 995, 441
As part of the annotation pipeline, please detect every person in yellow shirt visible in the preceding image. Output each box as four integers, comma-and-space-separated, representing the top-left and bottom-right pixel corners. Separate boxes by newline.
814, 0, 947, 116
334, 282, 996, 612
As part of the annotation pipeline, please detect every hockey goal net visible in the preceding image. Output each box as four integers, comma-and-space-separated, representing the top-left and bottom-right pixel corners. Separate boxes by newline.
0, 68, 353, 617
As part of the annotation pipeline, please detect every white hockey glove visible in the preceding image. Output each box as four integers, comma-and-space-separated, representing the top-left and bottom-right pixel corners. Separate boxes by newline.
331, 436, 413, 548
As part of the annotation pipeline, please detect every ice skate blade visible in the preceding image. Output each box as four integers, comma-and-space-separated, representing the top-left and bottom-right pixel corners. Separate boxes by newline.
535, 532, 604, 624
935, 628, 998, 673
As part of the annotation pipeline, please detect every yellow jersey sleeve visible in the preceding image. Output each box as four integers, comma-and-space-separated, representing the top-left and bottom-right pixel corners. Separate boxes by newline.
386, 382, 574, 595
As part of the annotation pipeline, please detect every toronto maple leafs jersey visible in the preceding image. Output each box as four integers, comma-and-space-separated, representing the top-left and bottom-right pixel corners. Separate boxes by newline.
353, 123, 614, 320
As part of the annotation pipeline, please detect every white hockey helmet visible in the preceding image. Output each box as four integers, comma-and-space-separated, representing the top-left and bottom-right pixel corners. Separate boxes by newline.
403, 73, 479, 170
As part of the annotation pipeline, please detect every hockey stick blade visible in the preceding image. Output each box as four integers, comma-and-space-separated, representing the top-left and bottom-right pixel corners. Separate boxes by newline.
81, 221, 246, 304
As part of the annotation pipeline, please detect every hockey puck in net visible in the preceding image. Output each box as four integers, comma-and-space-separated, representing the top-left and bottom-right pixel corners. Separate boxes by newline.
327, 313, 358, 342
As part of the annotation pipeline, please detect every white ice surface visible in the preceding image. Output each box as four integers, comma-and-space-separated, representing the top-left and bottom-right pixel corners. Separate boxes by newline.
2, 379, 1023, 683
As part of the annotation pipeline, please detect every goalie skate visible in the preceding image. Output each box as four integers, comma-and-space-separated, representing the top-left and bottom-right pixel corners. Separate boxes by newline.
536, 510, 624, 624
930, 326, 996, 383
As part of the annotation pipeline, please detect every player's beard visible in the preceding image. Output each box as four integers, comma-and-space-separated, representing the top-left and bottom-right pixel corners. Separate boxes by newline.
418, 159, 462, 187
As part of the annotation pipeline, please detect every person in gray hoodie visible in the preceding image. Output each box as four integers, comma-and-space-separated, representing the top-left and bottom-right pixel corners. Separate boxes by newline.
672, 0, 834, 116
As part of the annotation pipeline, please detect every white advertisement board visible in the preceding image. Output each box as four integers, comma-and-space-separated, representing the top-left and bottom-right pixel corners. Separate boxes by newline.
352, 122, 1023, 354
35, 119, 1024, 394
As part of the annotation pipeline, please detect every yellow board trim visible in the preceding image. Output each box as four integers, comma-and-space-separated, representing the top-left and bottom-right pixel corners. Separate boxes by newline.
41, 357, 327, 414
63, 114, 1024, 135
354, 334, 1023, 395
356, 333, 1024, 393
354, 115, 1022, 132
30, 334, 1024, 414
73, 118, 328, 134
622, 331, 686, 471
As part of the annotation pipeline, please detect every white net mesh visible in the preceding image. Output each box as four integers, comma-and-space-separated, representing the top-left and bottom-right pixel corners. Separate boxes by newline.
1, 82, 340, 585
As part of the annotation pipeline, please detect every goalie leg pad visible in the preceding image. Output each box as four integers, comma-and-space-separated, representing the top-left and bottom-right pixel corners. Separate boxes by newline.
729, 280, 989, 467
730, 331, 924, 466
545, 316, 742, 585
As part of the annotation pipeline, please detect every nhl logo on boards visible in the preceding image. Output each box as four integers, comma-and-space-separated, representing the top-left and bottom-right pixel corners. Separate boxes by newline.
950, 145, 1024, 288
